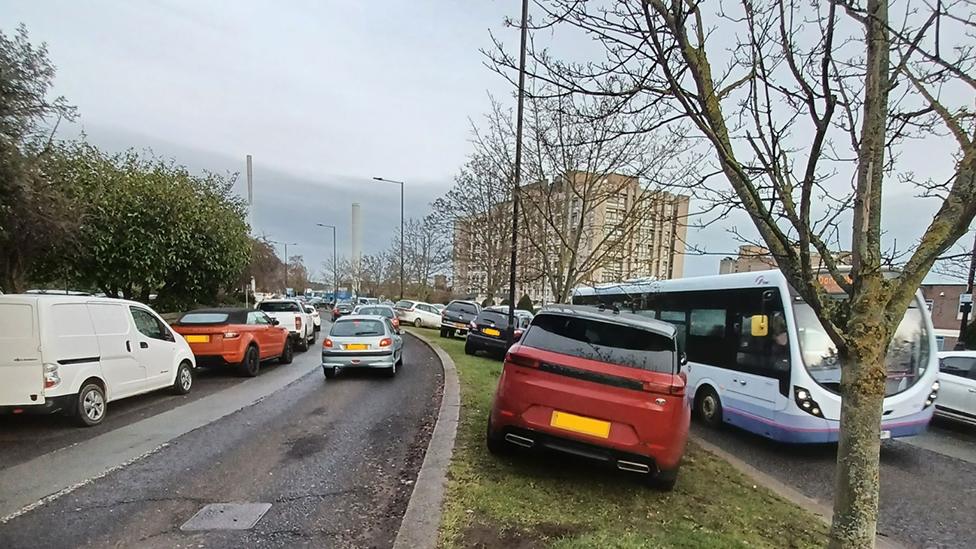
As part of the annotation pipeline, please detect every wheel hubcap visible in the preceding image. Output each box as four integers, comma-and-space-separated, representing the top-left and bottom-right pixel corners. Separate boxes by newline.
180, 368, 192, 390
83, 390, 104, 421
702, 396, 716, 418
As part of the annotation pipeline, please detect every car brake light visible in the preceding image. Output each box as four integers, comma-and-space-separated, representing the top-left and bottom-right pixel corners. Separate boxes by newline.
513, 329, 523, 339
324, 338, 333, 348
379, 338, 392, 347
295, 316, 302, 330
641, 379, 685, 397
505, 352, 538, 369
223, 331, 240, 339
43, 363, 61, 389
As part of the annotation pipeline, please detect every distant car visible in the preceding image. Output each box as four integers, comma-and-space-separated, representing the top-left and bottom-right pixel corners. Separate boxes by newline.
173, 308, 292, 376
431, 304, 446, 313
256, 299, 316, 351
0, 295, 195, 427
322, 315, 403, 379
356, 297, 380, 306
303, 304, 321, 332
487, 305, 689, 490
395, 300, 441, 328
332, 300, 354, 321
440, 300, 481, 338
935, 351, 976, 424
356, 304, 401, 333
465, 309, 533, 358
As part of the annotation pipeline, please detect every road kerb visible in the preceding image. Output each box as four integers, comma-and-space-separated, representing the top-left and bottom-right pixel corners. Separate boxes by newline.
690, 433, 906, 549
393, 331, 460, 549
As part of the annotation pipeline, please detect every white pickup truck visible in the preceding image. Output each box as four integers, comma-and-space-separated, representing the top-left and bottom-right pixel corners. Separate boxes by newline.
256, 299, 316, 351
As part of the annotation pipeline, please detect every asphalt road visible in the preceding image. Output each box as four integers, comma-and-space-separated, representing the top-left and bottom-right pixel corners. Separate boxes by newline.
0, 333, 443, 549
692, 417, 976, 549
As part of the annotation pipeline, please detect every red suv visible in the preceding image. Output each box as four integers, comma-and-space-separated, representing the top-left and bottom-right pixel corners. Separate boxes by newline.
487, 305, 690, 489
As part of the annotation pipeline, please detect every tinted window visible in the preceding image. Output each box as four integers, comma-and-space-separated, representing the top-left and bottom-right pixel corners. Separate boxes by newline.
690, 309, 725, 337
477, 311, 510, 328
359, 307, 394, 318
180, 313, 230, 324
447, 302, 479, 315
522, 314, 675, 374
258, 301, 300, 312
331, 319, 385, 337
941, 356, 976, 378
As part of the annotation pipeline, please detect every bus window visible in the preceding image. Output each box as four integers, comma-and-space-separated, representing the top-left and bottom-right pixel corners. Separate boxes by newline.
659, 310, 687, 350
690, 309, 725, 337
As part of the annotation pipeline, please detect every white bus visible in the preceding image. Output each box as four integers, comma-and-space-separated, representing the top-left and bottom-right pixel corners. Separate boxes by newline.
572, 270, 940, 443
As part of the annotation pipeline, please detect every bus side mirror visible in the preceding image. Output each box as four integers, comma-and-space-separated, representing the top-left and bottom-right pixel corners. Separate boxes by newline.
751, 315, 769, 337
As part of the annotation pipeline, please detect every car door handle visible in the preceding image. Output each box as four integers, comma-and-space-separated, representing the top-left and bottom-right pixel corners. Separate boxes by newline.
969, 388, 976, 393
732, 379, 747, 386
140, 341, 149, 349
126, 340, 132, 352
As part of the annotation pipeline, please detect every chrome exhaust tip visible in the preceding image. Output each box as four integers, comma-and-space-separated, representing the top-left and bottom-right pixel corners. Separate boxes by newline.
504, 433, 535, 448
617, 460, 651, 474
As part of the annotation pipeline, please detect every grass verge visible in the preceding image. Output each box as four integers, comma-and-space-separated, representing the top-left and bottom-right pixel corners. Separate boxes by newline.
407, 327, 828, 549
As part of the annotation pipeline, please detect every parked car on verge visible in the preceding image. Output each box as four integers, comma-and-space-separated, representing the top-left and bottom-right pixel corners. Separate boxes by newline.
303, 303, 321, 331
440, 300, 481, 338
356, 304, 401, 333
395, 300, 442, 328
172, 308, 292, 377
431, 303, 446, 313
332, 300, 354, 321
487, 305, 689, 490
256, 299, 316, 351
465, 309, 533, 358
936, 351, 976, 424
322, 315, 403, 379
0, 295, 195, 427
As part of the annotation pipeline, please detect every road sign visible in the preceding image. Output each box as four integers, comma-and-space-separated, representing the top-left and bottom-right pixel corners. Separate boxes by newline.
961, 293, 973, 314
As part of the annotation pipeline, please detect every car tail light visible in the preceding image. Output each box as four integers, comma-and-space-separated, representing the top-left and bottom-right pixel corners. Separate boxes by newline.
379, 337, 392, 347
505, 351, 538, 369
223, 331, 240, 339
324, 338, 334, 348
43, 363, 61, 389
513, 329, 523, 339
295, 316, 302, 330
392, 318, 400, 328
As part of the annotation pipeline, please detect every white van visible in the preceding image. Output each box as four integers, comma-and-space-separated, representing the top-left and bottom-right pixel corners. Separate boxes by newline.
0, 295, 196, 426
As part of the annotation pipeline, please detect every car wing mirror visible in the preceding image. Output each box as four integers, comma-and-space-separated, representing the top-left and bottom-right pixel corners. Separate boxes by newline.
679, 352, 688, 366
271, 318, 280, 325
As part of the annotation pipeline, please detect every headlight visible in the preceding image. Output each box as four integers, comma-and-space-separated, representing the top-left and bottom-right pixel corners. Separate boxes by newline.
794, 386, 824, 418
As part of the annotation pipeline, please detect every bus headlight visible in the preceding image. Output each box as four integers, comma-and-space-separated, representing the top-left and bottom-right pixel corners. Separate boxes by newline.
923, 381, 939, 409
794, 386, 824, 418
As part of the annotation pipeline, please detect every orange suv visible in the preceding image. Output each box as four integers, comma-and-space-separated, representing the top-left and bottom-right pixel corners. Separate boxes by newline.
172, 308, 292, 377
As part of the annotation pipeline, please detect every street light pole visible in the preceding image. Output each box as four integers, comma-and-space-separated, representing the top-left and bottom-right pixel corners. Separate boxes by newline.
506, 0, 529, 349
316, 223, 339, 302
268, 239, 297, 294
373, 177, 406, 300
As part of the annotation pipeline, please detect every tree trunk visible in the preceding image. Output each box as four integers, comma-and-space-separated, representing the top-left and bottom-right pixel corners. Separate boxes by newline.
829, 305, 890, 548
1, 251, 26, 293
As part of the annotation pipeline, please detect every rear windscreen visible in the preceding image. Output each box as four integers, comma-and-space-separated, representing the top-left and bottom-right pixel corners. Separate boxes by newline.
477, 311, 510, 328
522, 314, 675, 373
331, 319, 385, 337
394, 300, 414, 309
179, 313, 230, 324
448, 302, 478, 315
359, 307, 394, 318
258, 302, 300, 312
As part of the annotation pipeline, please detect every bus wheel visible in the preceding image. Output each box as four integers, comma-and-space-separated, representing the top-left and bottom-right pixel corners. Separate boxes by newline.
696, 387, 723, 428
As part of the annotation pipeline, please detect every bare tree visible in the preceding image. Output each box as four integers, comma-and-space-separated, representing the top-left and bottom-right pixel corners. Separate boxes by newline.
488, 1, 976, 546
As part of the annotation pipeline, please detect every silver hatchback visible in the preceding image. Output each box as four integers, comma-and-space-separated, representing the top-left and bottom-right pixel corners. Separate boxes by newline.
322, 315, 403, 379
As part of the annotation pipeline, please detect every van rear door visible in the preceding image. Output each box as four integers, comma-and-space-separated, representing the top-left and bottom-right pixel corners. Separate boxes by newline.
0, 302, 43, 406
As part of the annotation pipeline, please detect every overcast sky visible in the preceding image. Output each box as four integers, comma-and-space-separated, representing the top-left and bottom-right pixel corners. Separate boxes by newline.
3, 0, 969, 283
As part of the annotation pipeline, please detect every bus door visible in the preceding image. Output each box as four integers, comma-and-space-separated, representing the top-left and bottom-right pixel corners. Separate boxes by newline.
725, 294, 791, 420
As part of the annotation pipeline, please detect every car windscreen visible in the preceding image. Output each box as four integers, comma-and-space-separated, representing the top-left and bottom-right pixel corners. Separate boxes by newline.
258, 302, 301, 312
359, 307, 394, 318
331, 319, 385, 337
522, 314, 675, 374
178, 313, 230, 324
476, 311, 511, 328
447, 302, 478, 315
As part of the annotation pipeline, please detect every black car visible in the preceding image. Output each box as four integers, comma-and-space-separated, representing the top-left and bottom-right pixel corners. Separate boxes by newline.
439, 300, 481, 338
464, 309, 533, 358
332, 300, 354, 321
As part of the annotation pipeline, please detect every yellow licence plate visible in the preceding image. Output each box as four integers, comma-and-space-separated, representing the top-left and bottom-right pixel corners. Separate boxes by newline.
482, 327, 501, 337
550, 411, 611, 439
185, 335, 210, 343
345, 343, 368, 350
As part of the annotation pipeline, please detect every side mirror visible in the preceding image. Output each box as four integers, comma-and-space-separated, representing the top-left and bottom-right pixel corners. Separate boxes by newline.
751, 315, 769, 337
271, 318, 280, 326
679, 352, 688, 366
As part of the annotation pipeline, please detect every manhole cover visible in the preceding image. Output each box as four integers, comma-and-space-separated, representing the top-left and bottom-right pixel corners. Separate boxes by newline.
180, 503, 272, 531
